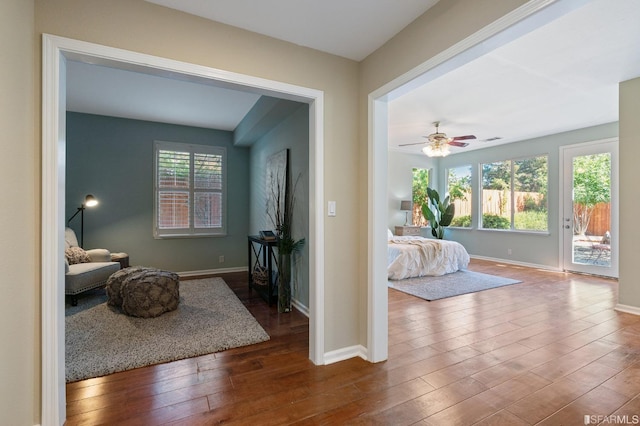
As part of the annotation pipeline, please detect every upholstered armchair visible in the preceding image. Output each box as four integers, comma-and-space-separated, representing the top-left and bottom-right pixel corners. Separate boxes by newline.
64, 227, 121, 306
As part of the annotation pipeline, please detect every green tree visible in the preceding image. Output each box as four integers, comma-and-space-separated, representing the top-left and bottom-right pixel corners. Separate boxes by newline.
573, 153, 611, 235
482, 161, 510, 190
412, 168, 429, 226
448, 168, 471, 201
514, 157, 547, 193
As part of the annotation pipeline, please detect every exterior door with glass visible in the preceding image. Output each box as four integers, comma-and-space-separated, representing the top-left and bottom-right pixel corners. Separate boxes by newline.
561, 139, 618, 278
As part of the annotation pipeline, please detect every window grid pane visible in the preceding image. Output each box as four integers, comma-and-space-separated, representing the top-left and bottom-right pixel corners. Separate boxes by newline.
411, 168, 429, 227
194, 192, 222, 228
158, 191, 189, 229
447, 165, 472, 228
481, 160, 512, 229
158, 150, 190, 189
514, 157, 548, 231
194, 153, 223, 190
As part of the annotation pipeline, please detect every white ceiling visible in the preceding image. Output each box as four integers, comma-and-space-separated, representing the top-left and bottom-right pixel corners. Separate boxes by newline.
389, 0, 640, 154
145, 0, 441, 61
67, 0, 640, 153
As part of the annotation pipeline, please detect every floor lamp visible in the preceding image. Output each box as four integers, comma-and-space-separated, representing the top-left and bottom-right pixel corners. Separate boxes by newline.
67, 194, 98, 248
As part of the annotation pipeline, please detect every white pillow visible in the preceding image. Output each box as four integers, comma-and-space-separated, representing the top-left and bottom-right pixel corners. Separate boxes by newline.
387, 229, 393, 239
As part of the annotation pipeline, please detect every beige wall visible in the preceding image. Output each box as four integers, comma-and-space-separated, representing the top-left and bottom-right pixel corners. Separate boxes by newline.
0, 1, 38, 425
619, 77, 640, 309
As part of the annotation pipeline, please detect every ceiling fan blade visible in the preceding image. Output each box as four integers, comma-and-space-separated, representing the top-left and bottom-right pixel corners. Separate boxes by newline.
451, 135, 476, 141
399, 141, 427, 147
447, 141, 469, 147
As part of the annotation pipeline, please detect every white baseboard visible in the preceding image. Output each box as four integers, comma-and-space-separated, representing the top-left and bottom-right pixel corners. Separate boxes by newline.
470, 255, 563, 272
615, 304, 640, 316
178, 268, 312, 317
323, 345, 368, 365
292, 298, 309, 317
178, 266, 248, 278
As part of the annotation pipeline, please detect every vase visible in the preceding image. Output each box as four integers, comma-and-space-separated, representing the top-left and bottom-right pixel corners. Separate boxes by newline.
278, 252, 292, 313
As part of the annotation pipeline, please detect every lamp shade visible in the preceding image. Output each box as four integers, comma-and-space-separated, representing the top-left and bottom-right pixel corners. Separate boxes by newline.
84, 194, 98, 207
400, 200, 412, 211
422, 144, 450, 157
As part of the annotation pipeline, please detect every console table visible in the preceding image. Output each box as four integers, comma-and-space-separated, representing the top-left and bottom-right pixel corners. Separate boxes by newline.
247, 235, 279, 306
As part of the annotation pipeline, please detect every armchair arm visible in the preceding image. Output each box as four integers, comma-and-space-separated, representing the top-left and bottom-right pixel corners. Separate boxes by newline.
86, 248, 112, 262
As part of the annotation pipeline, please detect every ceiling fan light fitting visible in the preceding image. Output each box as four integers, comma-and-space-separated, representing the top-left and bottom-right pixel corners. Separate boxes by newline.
422, 144, 450, 157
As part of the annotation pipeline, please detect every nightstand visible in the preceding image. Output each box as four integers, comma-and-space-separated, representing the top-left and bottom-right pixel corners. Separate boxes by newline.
395, 226, 421, 236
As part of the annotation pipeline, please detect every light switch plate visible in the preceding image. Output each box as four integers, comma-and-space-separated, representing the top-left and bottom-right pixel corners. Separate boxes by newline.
328, 201, 336, 216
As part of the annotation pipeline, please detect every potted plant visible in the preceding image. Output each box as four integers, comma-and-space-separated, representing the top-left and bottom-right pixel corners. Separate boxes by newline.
267, 173, 305, 313
421, 187, 455, 239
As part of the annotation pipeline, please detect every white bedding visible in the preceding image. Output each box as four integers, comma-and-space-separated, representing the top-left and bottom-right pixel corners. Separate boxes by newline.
388, 236, 470, 280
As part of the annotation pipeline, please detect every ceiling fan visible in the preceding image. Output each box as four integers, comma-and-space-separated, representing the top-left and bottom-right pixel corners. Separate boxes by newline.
399, 121, 476, 156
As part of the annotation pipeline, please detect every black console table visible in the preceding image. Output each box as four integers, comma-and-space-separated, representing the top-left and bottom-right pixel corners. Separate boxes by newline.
247, 235, 279, 305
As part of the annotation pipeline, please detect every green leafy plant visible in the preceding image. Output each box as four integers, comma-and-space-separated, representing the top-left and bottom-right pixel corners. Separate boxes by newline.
451, 215, 471, 227
481, 214, 510, 229
421, 187, 455, 239
514, 210, 547, 231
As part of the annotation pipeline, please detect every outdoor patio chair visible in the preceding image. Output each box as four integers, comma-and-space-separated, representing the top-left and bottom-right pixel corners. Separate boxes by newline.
589, 231, 611, 262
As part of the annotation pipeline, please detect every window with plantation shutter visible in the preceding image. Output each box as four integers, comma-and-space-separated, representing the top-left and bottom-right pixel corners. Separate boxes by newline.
154, 141, 226, 238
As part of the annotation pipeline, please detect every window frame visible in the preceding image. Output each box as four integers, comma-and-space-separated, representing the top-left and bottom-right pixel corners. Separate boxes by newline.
479, 154, 549, 233
446, 164, 473, 229
411, 167, 431, 227
153, 140, 227, 238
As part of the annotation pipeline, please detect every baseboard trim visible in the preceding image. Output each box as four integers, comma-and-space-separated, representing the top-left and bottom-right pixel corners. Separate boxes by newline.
470, 255, 563, 272
292, 298, 310, 317
178, 266, 248, 278
324, 345, 368, 365
615, 304, 640, 316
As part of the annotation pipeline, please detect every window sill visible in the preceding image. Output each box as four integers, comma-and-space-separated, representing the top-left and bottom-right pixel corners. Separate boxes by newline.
154, 232, 227, 239
477, 228, 550, 236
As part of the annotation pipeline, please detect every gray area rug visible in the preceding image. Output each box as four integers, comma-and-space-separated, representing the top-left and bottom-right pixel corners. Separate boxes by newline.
65, 277, 270, 383
388, 270, 522, 301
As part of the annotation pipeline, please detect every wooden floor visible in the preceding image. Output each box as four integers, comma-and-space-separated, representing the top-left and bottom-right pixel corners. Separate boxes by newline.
65, 259, 640, 425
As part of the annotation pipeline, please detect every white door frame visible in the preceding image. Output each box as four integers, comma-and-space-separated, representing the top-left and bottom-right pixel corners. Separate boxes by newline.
41, 34, 325, 425
367, 0, 574, 364
559, 138, 619, 277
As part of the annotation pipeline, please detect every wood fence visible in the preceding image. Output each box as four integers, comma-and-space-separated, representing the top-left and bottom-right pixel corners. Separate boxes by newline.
451, 190, 544, 217
586, 202, 611, 237
416, 191, 610, 237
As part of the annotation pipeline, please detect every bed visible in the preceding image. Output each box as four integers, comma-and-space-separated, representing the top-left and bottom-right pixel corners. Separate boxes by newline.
387, 231, 470, 280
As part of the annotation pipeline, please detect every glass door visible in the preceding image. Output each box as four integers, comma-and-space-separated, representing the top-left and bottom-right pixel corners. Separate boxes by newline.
561, 139, 618, 277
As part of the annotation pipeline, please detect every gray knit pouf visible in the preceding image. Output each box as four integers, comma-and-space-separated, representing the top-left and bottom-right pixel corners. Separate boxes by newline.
106, 266, 180, 318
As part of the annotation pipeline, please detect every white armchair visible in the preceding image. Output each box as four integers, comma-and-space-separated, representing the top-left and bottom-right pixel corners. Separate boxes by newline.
64, 228, 121, 306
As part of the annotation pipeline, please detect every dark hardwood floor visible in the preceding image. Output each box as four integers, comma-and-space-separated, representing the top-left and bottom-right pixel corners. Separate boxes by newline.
65, 259, 640, 425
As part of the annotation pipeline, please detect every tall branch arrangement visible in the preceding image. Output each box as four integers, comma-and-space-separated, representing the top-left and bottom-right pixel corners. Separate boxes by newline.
267, 170, 305, 255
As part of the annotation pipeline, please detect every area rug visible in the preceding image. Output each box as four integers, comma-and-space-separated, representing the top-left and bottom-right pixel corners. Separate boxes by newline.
65, 278, 270, 383
388, 270, 522, 301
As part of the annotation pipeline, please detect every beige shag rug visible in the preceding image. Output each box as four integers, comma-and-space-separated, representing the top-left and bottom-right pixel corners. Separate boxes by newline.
65, 277, 269, 382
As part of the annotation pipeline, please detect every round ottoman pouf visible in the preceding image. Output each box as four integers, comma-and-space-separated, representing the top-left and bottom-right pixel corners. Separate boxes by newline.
106, 266, 148, 308
106, 266, 180, 318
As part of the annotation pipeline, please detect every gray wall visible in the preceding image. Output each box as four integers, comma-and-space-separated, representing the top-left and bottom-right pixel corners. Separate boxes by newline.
249, 104, 310, 307
66, 112, 250, 273
388, 122, 618, 269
